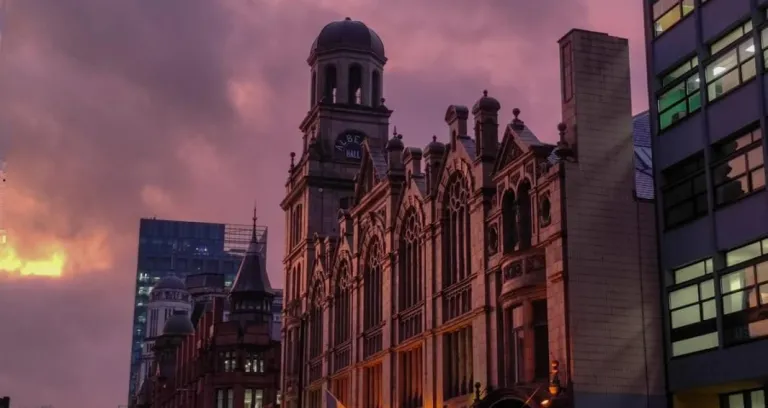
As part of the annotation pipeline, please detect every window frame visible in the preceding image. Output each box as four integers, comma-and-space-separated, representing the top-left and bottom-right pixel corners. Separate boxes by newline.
721, 387, 767, 408
656, 55, 701, 132
705, 21, 757, 103
710, 127, 765, 207
652, 0, 695, 39
720, 238, 768, 346
660, 153, 708, 229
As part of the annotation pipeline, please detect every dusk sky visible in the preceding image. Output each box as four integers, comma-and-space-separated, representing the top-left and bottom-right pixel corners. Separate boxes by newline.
0, 0, 649, 406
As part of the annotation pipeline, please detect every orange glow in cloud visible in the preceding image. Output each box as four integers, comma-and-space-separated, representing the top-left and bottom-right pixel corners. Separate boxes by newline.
0, 238, 66, 277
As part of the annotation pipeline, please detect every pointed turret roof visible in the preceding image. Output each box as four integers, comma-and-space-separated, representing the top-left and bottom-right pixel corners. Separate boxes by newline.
230, 205, 273, 295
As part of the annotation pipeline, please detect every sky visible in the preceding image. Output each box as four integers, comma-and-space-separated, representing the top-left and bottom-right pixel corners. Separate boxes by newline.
0, 0, 649, 407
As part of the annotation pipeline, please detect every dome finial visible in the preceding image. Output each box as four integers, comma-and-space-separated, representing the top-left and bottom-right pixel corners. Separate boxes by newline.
345, 16, 352, 20
393, 126, 398, 137
432, 135, 437, 142
483, 89, 488, 97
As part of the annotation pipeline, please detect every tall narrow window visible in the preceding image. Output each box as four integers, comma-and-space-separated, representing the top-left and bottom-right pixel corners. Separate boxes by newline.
399, 210, 423, 311
334, 262, 352, 345
309, 280, 324, 359
501, 189, 517, 253
505, 306, 524, 385
363, 364, 383, 408
323, 64, 338, 103
532, 300, 550, 379
363, 238, 383, 330
517, 180, 532, 249
399, 347, 424, 408
442, 172, 471, 287
444, 326, 473, 400
371, 70, 381, 107
348, 64, 363, 104
244, 389, 264, 408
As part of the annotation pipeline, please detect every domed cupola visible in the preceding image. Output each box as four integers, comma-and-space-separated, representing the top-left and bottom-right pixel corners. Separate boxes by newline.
162, 310, 195, 336
307, 18, 387, 108
309, 17, 386, 63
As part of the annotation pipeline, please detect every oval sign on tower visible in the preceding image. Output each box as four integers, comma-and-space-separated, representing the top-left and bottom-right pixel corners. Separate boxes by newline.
334, 131, 365, 161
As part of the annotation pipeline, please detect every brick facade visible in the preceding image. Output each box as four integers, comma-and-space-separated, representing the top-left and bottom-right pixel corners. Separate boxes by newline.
281, 23, 666, 408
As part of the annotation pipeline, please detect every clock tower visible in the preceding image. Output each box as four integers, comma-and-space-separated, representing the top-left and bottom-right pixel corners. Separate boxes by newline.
280, 17, 391, 408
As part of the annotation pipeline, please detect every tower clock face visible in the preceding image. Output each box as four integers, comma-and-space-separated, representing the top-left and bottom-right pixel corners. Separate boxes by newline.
334, 132, 365, 161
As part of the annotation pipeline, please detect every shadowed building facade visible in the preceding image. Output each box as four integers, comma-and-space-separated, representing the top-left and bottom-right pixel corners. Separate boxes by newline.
134, 220, 281, 408
280, 19, 667, 408
645, 0, 768, 406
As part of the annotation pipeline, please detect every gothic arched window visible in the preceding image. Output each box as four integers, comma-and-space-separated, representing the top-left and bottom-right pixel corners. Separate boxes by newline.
442, 172, 471, 287
309, 279, 324, 359
501, 189, 517, 253
363, 238, 383, 330
333, 261, 352, 345
399, 209, 422, 311
518, 180, 533, 249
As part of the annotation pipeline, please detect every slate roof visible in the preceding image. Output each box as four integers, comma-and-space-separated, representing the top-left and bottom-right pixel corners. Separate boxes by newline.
230, 233, 273, 294
632, 111, 654, 200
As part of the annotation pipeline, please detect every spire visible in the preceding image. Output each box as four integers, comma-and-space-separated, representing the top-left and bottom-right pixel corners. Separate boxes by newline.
230, 207, 273, 295
252, 201, 258, 240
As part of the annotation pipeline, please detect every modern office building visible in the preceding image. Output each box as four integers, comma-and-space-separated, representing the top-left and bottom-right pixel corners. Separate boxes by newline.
128, 218, 267, 397
645, 0, 768, 406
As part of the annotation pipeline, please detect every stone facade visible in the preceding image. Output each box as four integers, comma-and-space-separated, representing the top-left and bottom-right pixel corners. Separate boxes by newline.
281, 22, 666, 408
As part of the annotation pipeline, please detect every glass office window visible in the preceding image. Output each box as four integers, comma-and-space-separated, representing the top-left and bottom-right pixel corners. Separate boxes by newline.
658, 57, 701, 131
653, 0, 695, 37
722, 239, 768, 345
711, 127, 765, 206
661, 153, 708, 228
707, 24, 757, 102
668, 258, 718, 357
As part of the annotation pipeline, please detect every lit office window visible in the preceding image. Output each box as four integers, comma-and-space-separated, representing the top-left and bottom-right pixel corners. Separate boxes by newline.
711, 127, 765, 206
657, 57, 701, 130
723, 388, 766, 408
722, 239, 768, 345
762, 25, 768, 69
244, 389, 264, 408
652, 0, 694, 37
668, 259, 719, 356
661, 153, 708, 228
707, 22, 757, 102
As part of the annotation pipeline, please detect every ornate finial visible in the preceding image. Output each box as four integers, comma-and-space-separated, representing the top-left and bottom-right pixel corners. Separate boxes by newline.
513, 108, 521, 120
289, 152, 296, 169
251, 202, 258, 240
380, 97, 386, 104
432, 135, 437, 142
393, 126, 398, 137
397, 134, 403, 140
558, 122, 567, 137
483, 89, 488, 97
345, 17, 351, 20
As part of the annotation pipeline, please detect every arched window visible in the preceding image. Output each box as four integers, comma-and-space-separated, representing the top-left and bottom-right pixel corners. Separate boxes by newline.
363, 238, 383, 330
371, 70, 381, 107
333, 261, 352, 345
399, 210, 422, 311
501, 189, 517, 253
309, 279, 324, 359
518, 180, 532, 249
310, 71, 317, 106
324, 64, 338, 103
442, 173, 471, 287
348, 64, 363, 105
